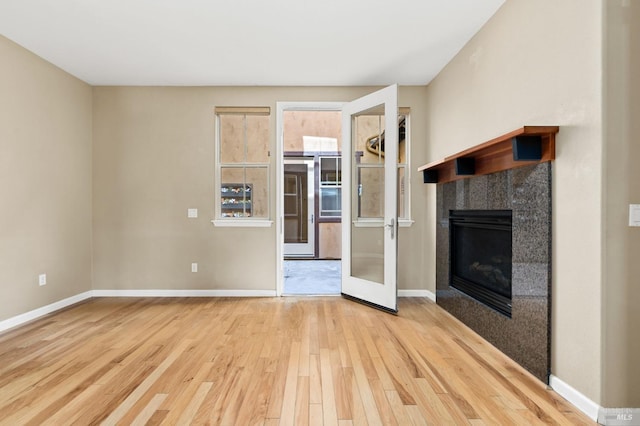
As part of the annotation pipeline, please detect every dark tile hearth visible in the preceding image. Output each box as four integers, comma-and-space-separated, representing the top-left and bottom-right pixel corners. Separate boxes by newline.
436, 163, 552, 383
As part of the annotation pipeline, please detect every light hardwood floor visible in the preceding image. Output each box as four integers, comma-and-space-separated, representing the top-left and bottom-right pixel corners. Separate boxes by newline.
0, 297, 594, 425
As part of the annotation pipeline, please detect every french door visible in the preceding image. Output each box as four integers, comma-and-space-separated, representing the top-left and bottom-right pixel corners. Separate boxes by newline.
341, 85, 398, 313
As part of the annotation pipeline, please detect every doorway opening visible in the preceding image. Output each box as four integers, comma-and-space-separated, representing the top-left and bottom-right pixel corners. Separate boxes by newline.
283, 259, 341, 295
277, 86, 402, 312
278, 106, 344, 295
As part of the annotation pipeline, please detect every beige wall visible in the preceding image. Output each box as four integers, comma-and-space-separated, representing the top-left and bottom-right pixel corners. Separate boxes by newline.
0, 36, 93, 321
602, 0, 640, 408
423, 0, 604, 403
283, 110, 342, 152
92, 86, 429, 292
319, 223, 341, 259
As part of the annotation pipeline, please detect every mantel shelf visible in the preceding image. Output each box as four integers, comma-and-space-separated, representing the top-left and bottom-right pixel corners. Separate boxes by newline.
418, 126, 559, 184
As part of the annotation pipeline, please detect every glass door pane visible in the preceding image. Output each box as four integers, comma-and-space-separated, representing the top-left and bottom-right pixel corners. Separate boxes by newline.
351, 113, 385, 284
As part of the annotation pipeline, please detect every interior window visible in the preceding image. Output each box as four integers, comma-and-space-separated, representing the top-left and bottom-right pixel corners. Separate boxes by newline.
353, 111, 410, 221
320, 157, 342, 217
215, 107, 270, 221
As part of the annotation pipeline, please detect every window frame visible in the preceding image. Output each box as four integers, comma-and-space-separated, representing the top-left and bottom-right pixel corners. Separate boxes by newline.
397, 109, 413, 227
351, 109, 413, 227
212, 107, 273, 227
319, 156, 342, 218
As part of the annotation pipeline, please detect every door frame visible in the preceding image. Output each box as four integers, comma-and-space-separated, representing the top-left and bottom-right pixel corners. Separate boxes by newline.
275, 102, 345, 297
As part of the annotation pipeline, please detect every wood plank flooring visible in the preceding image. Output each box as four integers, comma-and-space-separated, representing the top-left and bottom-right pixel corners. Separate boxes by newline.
0, 297, 594, 425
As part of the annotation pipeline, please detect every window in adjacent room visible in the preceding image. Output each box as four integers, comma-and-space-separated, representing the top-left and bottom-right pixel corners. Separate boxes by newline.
319, 156, 342, 217
353, 108, 411, 224
214, 107, 271, 226
397, 110, 410, 222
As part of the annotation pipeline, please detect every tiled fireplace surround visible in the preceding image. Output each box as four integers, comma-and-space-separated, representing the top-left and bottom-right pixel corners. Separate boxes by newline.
436, 163, 551, 382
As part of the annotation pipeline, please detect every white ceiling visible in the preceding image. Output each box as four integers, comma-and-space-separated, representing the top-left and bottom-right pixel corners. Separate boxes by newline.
0, 0, 504, 86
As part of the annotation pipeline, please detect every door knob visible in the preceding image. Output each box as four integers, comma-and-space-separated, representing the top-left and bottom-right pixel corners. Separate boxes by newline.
386, 218, 395, 239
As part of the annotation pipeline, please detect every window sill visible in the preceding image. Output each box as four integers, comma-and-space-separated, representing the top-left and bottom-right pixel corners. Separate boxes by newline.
352, 219, 414, 228
211, 219, 273, 228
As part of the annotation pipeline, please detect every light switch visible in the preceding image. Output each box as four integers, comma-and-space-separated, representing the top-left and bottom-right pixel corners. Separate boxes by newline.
188, 208, 198, 218
630, 205, 640, 227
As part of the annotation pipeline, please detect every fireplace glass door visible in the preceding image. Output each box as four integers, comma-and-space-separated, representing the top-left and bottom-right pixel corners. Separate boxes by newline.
449, 210, 512, 317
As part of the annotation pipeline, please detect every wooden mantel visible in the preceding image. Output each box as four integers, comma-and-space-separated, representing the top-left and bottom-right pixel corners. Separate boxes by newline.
418, 126, 560, 184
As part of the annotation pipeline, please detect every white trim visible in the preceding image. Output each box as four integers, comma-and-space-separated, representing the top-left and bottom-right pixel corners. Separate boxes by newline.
92, 289, 277, 298
277, 102, 347, 113
353, 219, 384, 228
398, 289, 436, 301
399, 112, 412, 224
351, 219, 414, 228
351, 220, 413, 229
549, 374, 600, 421
211, 219, 273, 227
0, 291, 93, 333
282, 293, 342, 297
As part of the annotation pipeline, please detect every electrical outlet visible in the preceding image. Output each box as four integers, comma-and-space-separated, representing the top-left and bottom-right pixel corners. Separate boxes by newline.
188, 208, 198, 218
191, 263, 198, 273
39, 274, 47, 286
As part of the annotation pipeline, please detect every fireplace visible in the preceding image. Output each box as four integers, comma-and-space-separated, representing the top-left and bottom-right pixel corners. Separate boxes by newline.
435, 163, 552, 383
449, 210, 512, 317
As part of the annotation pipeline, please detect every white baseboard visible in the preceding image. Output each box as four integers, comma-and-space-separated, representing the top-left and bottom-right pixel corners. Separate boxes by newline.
549, 374, 600, 421
1, 288, 432, 335
0, 291, 93, 334
0, 289, 277, 333
91, 289, 277, 298
95, 290, 435, 300
398, 289, 436, 301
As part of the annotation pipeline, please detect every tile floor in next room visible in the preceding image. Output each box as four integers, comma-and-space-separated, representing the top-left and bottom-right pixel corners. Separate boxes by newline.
283, 260, 341, 295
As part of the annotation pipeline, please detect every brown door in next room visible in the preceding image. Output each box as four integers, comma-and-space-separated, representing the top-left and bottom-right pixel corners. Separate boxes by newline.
284, 158, 314, 257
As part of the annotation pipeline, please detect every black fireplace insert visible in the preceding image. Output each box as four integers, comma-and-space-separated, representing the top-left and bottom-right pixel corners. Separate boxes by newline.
449, 210, 512, 317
